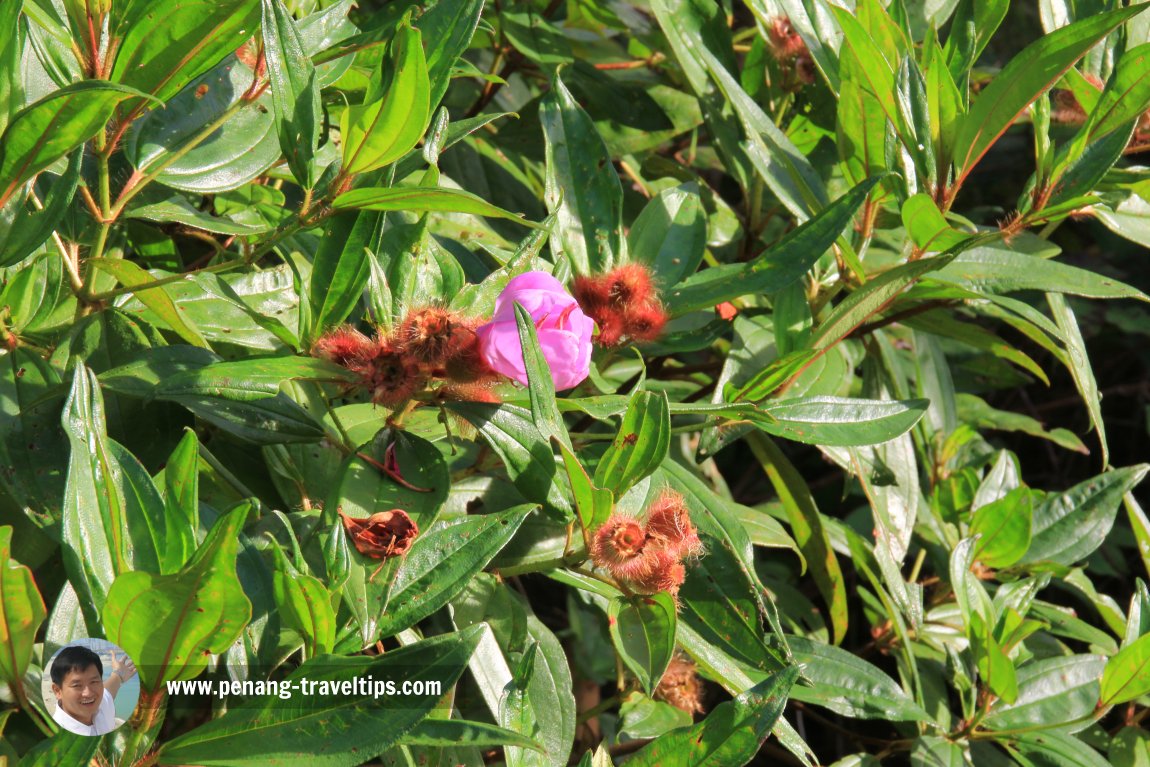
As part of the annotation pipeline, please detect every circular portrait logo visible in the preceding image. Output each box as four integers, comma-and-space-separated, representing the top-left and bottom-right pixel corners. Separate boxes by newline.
41, 638, 139, 736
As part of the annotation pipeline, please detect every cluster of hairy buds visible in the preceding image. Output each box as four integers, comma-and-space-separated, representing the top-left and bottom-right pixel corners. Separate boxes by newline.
313, 307, 499, 408
589, 490, 703, 597
766, 17, 815, 86
656, 654, 705, 715
572, 264, 669, 347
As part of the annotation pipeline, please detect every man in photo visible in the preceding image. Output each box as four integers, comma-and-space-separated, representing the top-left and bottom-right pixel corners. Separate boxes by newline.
49, 645, 137, 736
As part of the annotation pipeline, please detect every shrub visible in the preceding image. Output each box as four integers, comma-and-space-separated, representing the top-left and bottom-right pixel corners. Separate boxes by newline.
1, 0, 1149, 765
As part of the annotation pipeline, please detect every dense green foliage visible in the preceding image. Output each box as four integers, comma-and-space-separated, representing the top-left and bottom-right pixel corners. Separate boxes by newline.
1, 0, 1150, 765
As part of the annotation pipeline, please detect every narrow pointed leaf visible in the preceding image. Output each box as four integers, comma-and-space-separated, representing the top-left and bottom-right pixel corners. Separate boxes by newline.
378, 505, 534, 636
340, 20, 429, 174
952, 6, 1148, 184
262, 0, 321, 187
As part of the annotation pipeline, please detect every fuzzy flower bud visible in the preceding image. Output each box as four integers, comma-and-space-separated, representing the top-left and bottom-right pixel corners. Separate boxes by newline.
573, 263, 669, 347
644, 490, 703, 560
589, 490, 703, 599
313, 326, 375, 369
367, 342, 427, 408
656, 654, 705, 714
395, 307, 476, 370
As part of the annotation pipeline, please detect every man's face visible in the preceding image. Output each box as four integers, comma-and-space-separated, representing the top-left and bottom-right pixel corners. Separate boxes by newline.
53, 664, 103, 724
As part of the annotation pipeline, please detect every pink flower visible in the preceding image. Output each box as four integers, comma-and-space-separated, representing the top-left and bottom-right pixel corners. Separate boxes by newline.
475, 271, 595, 390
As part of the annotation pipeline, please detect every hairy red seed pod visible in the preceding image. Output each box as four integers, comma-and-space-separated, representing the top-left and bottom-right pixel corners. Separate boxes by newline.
572, 274, 612, 312
624, 302, 669, 343
606, 263, 656, 306
625, 548, 685, 594
395, 307, 473, 368
442, 324, 498, 383
645, 490, 703, 560
656, 655, 705, 714
590, 516, 648, 570
575, 264, 667, 346
367, 344, 427, 407
766, 17, 807, 62
313, 326, 375, 368
593, 313, 626, 347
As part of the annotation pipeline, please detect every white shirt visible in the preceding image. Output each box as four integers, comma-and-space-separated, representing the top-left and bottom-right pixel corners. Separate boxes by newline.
52, 688, 117, 736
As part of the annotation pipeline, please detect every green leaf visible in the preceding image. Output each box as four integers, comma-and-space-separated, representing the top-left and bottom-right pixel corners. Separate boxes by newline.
1013, 731, 1111, 767
0, 81, 145, 208
609, 593, 677, 696
0, 350, 68, 524
446, 401, 573, 519
0, 151, 81, 269
695, 37, 829, 219
649, 0, 752, 192
932, 246, 1148, 301
262, 0, 321, 188
951, 6, 1148, 185
399, 719, 541, 752
661, 461, 791, 671
1081, 44, 1150, 145
756, 396, 928, 447
901, 193, 967, 252
1103, 634, 1150, 705
90, 259, 210, 348
1023, 465, 1149, 566
60, 364, 137, 631
340, 19, 430, 174
487, 614, 577, 767
502, 7, 574, 65
786, 635, 932, 721
970, 611, 1018, 704
944, 0, 1008, 87
110, 0, 260, 108
377, 505, 533, 636
593, 390, 671, 496
540, 72, 623, 274
911, 737, 967, 767
666, 178, 879, 315
270, 543, 336, 656
624, 666, 799, 767
157, 356, 355, 398
0, 526, 47, 692
0, 0, 21, 136
333, 186, 541, 227
419, 0, 484, 109
747, 434, 847, 645
308, 210, 381, 337
628, 182, 707, 287
124, 57, 278, 194
513, 302, 570, 447
157, 626, 483, 766
105, 502, 252, 688
970, 487, 1034, 570
1048, 293, 1110, 464
986, 654, 1106, 731
125, 197, 271, 236
161, 430, 200, 569
556, 440, 613, 536
16, 732, 98, 767
828, 6, 916, 165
